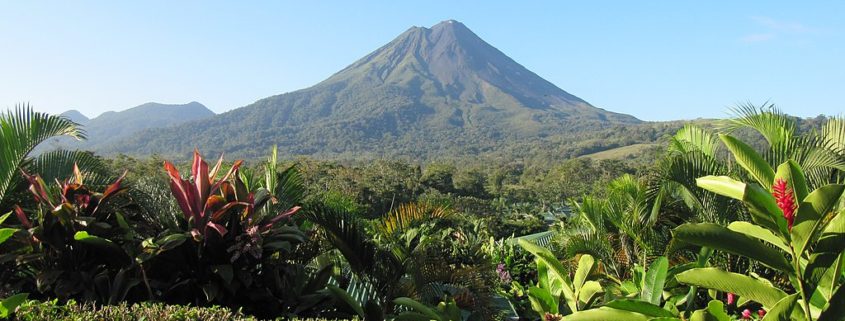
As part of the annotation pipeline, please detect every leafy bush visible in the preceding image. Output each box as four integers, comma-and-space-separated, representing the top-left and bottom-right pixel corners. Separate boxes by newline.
10, 299, 358, 321
0, 167, 136, 302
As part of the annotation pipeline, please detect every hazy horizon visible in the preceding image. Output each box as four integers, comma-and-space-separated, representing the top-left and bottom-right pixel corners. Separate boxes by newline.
2, 1, 843, 121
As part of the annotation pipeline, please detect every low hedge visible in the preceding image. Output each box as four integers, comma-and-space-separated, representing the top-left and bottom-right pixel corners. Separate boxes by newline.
10, 300, 357, 321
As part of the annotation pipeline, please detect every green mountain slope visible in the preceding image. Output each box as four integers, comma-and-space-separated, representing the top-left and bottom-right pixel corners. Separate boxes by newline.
60, 110, 90, 124
101, 20, 641, 159
38, 102, 214, 152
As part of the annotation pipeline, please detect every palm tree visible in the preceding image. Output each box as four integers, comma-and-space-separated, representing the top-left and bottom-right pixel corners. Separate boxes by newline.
564, 103, 845, 278
563, 174, 666, 279
651, 103, 845, 226
0, 105, 105, 210
306, 202, 499, 320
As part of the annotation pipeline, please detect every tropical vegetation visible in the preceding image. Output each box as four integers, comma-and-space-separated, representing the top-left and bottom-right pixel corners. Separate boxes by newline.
2, 103, 845, 320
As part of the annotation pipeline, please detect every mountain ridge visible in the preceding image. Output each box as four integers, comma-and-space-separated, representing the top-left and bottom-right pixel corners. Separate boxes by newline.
95, 20, 642, 160
38, 102, 215, 152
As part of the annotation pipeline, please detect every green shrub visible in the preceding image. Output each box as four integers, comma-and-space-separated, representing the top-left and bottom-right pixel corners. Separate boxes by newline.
11, 300, 358, 321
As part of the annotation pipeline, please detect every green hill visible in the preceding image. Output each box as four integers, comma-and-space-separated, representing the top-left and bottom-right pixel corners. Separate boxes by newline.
37, 102, 214, 152
580, 143, 661, 161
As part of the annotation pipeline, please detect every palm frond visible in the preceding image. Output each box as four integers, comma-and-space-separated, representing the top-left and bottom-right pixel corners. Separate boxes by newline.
670, 124, 721, 157
28, 150, 111, 185
274, 164, 306, 211
726, 102, 795, 149
375, 202, 452, 237
304, 203, 380, 276
823, 116, 845, 156
0, 105, 84, 204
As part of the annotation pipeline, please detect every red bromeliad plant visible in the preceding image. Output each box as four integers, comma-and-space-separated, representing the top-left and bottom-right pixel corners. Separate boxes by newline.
163, 150, 246, 240
1, 165, 137, 302
143, 150, 311, 310
161, 150, 301, 243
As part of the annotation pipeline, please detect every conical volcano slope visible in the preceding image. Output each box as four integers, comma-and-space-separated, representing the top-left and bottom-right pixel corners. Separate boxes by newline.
105, 20, 639, 159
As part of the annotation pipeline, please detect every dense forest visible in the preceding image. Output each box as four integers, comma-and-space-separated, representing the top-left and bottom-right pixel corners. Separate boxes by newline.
2, 104, 845, 321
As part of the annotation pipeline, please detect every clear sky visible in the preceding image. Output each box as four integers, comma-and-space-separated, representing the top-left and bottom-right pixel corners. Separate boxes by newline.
1, 1, 843, 121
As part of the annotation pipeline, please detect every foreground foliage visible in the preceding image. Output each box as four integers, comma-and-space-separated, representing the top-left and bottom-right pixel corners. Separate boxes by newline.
11, 299, 356, 321
2, 103, 844, 320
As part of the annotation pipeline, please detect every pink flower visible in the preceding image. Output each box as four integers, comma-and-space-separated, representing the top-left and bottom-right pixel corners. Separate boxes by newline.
772, 179, 797, 230
758, 309, 766, 318
741, 309, 752, 319
496, 263, 512, 283
726, 292, 736, 305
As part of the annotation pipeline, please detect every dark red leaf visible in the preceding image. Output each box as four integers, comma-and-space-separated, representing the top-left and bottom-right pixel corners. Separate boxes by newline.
13, 205, 31, 229
206, 221, 228, 237
261, 206, 301, 232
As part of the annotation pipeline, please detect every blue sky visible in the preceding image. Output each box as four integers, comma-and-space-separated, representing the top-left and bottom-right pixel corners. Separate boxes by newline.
1, 1, 843, 121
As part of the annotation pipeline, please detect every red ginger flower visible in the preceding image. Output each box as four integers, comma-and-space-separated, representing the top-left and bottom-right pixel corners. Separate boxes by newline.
772, 179, 797, 230
742, 309, 752, 319
758, 309, 766, 318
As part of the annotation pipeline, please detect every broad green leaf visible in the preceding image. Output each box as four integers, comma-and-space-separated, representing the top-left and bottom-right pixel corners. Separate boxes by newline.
689, 310, 722, 321
528, 286, 558, 315
573, 254, 595, 292
704, 300, 731, 321
804, 252, 841, 301
0, 293, 28, 318
73, 231, 128, 263
774, 160, 809, 204
363, 300, 384, 321
536, 259, 550, 292
696, 176, 785, 234
561, 307, 649, 321
675, 268, 787, 308
815, 211, 845, 254
327, 285, 364, 318
394, 297, 442, 320
577, 281, 603, 309
792, 184, 845, 256
519, 239, 576, 312
302, 263, 334, 294
720, 134, 775, 189
818, 282, 845, 321
672, 223, 792, 273
761, 294, 804, 321
211, 265, 234, 285
394, 312, 440, 321
0, 211, 10, 225
727, 221, 790, 253
695, 176, 746, 200
0, 228, 17, 246
641, 257, 668, 305
680, 247, 714, 311
441, 300, 460, 321
603, 299, 675, 318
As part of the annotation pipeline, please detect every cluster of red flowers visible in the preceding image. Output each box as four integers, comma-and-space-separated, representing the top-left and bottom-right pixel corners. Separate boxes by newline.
772, 179, 797, 230
728, 293, 765, 319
